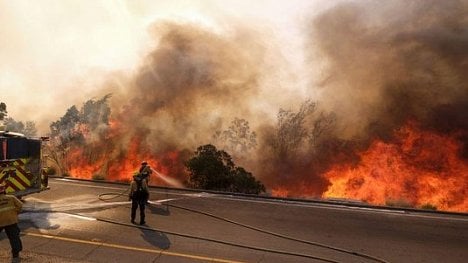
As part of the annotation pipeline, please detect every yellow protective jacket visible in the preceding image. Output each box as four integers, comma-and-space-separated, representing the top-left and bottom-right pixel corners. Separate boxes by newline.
0, 194, 22, 227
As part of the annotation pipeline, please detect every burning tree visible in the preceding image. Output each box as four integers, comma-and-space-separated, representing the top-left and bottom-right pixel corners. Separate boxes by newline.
186, 144, 265, 194
272, 100, 337, 160
274, 100, 317, 160
48, 95, 111, 175
47, 93, 189, 186
257, 99, 338, 197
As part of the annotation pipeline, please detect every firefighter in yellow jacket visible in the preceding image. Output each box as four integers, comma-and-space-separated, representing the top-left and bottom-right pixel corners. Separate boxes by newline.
0, 182, 23, 260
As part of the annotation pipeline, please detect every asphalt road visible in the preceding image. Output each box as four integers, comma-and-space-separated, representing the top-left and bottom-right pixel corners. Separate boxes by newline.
1, 178, 467, 263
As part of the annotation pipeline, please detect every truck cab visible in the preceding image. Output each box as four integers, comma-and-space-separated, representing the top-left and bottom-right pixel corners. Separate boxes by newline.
0, 131, 49, 197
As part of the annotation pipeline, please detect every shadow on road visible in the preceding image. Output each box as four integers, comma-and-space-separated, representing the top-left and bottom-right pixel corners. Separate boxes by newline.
147, 204, 170, 216
141, 204, 171, 249
140, 228, 170, 249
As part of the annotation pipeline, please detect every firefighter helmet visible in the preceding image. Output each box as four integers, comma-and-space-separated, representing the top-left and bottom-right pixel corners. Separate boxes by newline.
141, 161, 148, 165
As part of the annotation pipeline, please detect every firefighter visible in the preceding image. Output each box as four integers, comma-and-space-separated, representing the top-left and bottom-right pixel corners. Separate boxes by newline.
128, 174, 149, 225
0, 182, 23, 261
139, 161, 154, 204
139, 161, 153, 181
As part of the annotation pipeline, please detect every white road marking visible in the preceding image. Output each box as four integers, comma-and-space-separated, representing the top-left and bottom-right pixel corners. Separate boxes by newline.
68, 213, 96, 221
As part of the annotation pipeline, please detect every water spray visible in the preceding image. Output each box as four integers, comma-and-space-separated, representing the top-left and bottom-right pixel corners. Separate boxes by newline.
154, 170, 183, 188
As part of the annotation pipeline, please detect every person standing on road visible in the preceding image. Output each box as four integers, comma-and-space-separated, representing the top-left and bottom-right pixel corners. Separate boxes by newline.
0, 182, 23, 261
129, 174, 149, 225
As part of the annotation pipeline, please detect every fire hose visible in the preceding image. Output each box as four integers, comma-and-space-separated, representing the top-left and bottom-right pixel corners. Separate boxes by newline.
95, 189, 389, 263
98, 189, 130, 201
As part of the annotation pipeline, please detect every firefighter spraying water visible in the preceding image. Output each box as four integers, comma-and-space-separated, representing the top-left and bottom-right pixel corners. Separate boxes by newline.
138, 161, 183, 188
98, 160, 183, 205
127, 161, 182, 225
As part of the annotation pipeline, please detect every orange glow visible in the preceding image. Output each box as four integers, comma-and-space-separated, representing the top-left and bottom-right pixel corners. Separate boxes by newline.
66, 119, 184, 187
323, 121, 467, 212
271, 187, 289, 198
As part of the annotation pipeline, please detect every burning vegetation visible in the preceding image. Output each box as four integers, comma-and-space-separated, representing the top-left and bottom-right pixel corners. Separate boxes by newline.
46, 1, 467, 212
303, 0, 468, 212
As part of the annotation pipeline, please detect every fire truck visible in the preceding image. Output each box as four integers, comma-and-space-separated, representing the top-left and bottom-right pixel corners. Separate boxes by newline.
0, 131, 49, 197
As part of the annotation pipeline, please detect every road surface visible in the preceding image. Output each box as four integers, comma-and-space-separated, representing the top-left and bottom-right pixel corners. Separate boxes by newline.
1, 178, 467, 263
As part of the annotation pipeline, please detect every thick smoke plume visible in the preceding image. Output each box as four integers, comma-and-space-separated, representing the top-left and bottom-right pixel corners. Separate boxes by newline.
120, 22, 264, 151
310, 0, 468, 144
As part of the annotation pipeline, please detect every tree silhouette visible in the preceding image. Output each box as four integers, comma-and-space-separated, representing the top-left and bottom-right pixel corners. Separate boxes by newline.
4, 119, 37, 136
0, 102, 37, 136
214, 118, 257, 155
273, 100, 336, 159
0, 102, 7, 121
274, 100, 316, 159
186, 144, 265, 194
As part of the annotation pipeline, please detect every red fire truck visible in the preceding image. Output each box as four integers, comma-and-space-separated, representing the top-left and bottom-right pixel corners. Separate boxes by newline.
0, 131, 49, 197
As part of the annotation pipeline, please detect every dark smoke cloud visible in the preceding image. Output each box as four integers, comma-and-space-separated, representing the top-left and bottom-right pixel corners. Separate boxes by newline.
310, 0, 468, 142
112, 22, 265, 152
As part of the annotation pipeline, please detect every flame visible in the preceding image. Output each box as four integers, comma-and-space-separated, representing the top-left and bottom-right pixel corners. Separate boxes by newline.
271, 187, 289, 198
63, 114, 467, 212
65, 119, 184, 187
323, 121, 468, 212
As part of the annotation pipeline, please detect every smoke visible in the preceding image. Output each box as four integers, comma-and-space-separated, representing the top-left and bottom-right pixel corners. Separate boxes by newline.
111, 22, 266, 153
244, 0, 468, 197
309, 0, 468, 142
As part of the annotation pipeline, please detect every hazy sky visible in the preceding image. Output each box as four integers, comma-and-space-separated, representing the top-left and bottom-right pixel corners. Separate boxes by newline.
0, 0, 339, 133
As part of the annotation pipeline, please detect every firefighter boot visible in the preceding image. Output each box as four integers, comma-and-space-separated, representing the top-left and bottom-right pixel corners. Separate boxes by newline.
12, 252, 20, 263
